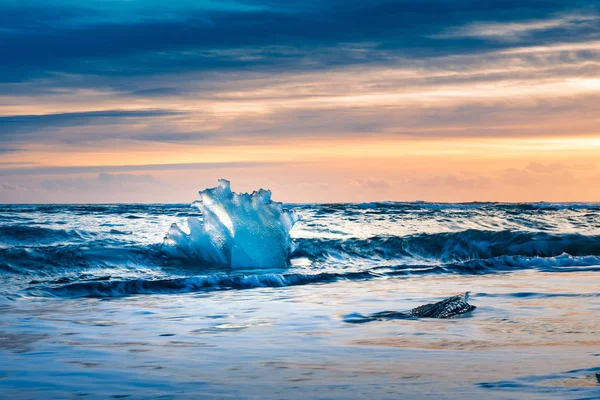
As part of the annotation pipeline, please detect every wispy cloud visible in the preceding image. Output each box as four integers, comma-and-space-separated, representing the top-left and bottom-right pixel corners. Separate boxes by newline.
0, 161, 299, 176
433, 13, 599, 41
0, 109, 183, 133
0, 183, 27, 192
40, 173, 156, 191
350, 178, 391, 190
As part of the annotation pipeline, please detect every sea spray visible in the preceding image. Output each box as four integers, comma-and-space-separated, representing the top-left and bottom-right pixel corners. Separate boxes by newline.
163, 179, 298, 268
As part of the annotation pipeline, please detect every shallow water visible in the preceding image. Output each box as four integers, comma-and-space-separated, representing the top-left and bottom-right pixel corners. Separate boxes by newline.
1, 203, 599, 399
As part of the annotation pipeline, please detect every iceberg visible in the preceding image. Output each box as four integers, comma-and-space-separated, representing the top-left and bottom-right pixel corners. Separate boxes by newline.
163, 179, 298, 268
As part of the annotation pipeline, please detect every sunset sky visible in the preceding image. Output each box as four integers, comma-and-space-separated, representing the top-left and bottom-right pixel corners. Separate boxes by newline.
1, 0, 599, 203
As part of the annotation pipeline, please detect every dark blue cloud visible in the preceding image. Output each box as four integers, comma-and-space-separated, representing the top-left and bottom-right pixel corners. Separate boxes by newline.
0, 110, 182, 133
0, 148, 22, 154
129, 87, 189, 97
0, 109, 189, 148
1, 0, 597, 85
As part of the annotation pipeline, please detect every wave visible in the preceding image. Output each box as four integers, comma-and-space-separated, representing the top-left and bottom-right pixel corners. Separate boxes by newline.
4, 196, 600, 299
37, 272, 345, 297
0, 243, 168, 274
0, 204, 195, 217
34, 255, 600, 298
2, 229, 600, 277
28, 268, 450, 298
293, 230, 600, 263
0, 224, 84, 245
292, 202, 600, 211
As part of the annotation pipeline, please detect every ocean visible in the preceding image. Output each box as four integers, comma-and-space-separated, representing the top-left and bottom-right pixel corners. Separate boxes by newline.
1, 199, 599, 399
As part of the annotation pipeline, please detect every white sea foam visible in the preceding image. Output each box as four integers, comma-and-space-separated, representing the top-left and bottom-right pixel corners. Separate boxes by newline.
163, 179, 298, 268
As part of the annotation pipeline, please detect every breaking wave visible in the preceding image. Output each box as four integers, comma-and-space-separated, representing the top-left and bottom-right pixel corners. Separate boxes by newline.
0, 225, 84, 245
4, 230, 600, 275
35, 254, 600, 298
293, 230, 600, 263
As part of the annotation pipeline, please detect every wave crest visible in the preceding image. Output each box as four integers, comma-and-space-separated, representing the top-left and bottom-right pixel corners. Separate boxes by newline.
293, 230, 600, 263
0, 225, 83, 245
35, 254, 600, 298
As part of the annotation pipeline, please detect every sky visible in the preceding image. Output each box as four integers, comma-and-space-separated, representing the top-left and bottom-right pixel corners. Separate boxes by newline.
0, 0, 599, 203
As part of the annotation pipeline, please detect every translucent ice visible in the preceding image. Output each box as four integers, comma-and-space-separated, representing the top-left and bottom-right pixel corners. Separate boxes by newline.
163, 179, 298, 268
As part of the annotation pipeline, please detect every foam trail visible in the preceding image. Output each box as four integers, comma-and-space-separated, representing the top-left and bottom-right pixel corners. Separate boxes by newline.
163, 179, 298, 268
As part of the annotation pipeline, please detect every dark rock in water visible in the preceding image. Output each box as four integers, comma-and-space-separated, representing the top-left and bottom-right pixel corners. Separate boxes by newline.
343, 292, 476, 323
595, 373, 600, 384
409, 292, 476, 319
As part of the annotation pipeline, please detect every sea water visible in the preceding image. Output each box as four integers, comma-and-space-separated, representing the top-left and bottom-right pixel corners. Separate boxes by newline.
0, 182, 599, 399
